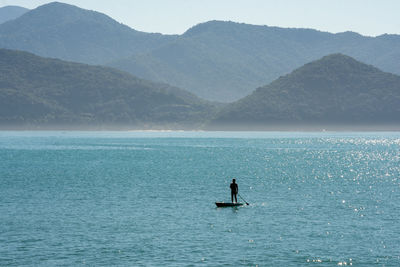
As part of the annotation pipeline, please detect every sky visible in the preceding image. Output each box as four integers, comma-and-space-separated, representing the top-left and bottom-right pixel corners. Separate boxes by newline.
0, 0, 399, 37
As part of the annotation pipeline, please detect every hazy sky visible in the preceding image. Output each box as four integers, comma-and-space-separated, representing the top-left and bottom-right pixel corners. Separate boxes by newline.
1, 0, 399, 36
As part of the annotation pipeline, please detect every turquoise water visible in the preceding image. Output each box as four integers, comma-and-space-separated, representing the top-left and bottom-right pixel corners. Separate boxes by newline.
1, 131, 399, 266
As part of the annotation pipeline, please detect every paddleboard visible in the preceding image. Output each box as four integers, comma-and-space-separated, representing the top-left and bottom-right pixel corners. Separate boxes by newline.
215, 202, 244, 207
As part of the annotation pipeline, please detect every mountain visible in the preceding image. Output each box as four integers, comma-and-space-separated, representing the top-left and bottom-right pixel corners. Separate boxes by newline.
208, 54, 400, 130
110, 21, 400, 102
0, 49, 216, 129
2, 4, 400, 103
0, 2, 176, 64
0, 6, 29, 24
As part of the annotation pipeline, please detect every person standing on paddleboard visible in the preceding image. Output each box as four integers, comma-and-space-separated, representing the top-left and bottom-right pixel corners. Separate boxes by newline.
230, 179, 238, 203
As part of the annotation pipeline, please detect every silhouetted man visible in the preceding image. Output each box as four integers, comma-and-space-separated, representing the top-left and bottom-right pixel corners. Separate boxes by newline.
230, 179, 238, 203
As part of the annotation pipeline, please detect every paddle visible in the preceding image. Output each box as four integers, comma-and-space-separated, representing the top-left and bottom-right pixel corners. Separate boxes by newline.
238, 193, 249, 205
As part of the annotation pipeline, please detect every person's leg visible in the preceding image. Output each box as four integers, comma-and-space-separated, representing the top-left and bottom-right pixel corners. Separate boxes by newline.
234, 194, 237, 203
231, 192, 234, 203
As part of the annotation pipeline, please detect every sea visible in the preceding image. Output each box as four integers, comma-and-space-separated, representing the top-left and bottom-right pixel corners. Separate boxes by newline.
0, 131, 399, 266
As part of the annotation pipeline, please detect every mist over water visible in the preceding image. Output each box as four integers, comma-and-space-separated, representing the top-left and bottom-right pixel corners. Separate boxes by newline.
1, 131, 399, 266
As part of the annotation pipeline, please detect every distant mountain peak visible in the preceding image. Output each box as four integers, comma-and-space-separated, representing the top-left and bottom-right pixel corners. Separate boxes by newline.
0, 1, 176, 64
183, 20, 254, 36
0, 1, 130, 42
0, 5, 29, 24
292, 53, 380, 79
34, 1, 93, 11
29, 1, 83, 13
377, 33, 400, 41
40, 1, 73, 7
334, 31, 363, 37
210, 54, 400, 128
0, 5, 28, 9
24, 1, 114, 24
306, 53, 362, 65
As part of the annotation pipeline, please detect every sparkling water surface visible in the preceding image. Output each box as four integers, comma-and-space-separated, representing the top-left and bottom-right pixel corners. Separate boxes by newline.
1, 131, 399, 266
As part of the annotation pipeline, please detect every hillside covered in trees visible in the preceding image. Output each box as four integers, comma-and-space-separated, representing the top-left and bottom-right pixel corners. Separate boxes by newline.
0, 49, 217, 129
209, 54, 400, 130
1, 3, 399, 102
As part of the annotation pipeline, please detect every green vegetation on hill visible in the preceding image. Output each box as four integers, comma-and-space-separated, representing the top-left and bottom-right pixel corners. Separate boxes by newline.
2, 3, 400, 103
0, 6, 29, 24
2, 3, 400, 102
0, 49, 216, 129
0, 2, 176, 64
1, 50, 399, 130
209, 54, 400, 129
110, 21, 400, 102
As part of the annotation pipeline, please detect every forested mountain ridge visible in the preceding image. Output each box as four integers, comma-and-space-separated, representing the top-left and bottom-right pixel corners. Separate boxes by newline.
1, 2, 400, 106
0, 49, 216, 129
208, 54, 400, 130
1, 50, 399, 130
1, 3, 400, 102
110, 20, 400, 101
0, 6, 29, 24
0, 2, 176, 65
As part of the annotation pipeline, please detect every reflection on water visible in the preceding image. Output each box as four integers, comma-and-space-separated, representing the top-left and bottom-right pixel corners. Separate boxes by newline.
0, 131, 399, 266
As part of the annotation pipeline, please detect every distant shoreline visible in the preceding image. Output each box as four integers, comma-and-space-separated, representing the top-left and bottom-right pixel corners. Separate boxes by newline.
1, 126, 400, 132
